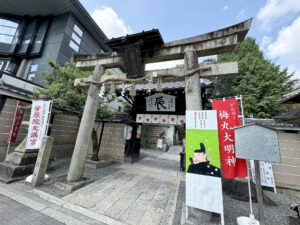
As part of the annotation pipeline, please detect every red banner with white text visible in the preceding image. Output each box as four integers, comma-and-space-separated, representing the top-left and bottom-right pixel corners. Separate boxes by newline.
8, 102, 25, 143
212, 98, 247, 178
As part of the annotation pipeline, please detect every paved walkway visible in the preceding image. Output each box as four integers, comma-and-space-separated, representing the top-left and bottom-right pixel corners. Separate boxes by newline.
0, 194, 63, 225
0, 149, 298, 225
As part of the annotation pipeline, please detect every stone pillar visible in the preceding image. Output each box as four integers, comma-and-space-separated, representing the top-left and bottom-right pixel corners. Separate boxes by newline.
31, 136, 54, 187
67, 65, 104, 182
184, 50, 202, 110
184, 50, 212, 221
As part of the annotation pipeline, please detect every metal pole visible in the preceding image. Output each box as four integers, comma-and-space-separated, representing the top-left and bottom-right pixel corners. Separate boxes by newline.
255, 160, 265, 225
6, 100, 19, 157
44, 100, 53, 137
239, 95, 254, 217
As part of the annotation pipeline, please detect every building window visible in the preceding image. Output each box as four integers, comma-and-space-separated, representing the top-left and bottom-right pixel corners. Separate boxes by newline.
0, 58, 20, 76
0, 19, 18, 44
27, 64, 38, 81
69, 40, 79, 52
69, 24, 83, 52
74, 24, 83, 37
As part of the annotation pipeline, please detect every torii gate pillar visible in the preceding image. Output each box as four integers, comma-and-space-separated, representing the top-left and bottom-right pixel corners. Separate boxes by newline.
67, 64, 104, 182
184, 50, 212, 220
184, 50, 202, 110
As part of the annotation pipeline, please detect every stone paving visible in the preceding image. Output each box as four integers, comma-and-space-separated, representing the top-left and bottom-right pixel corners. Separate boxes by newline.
0, 194, 63, 225
0, 148, 299, 225
62, 149, 183, 225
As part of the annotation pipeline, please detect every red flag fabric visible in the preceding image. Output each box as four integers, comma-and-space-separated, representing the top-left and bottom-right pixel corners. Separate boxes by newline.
8, 102, 25, 143
212, 98, 247, 178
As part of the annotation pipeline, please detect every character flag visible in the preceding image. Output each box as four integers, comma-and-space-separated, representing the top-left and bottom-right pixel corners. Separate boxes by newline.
212, 98, 247, 178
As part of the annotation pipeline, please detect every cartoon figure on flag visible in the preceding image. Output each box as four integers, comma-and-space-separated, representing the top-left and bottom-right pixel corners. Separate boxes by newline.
188, 143, 221, 177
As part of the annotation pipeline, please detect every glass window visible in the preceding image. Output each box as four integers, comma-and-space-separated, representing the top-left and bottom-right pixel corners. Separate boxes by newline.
0, 35, 13, 44
0, 19, 18, 28
0, 26, 16, 36
0, 19, 18, 44
69, 40, 79, 52
27, 73, 36, 81
71, 32, 81, 45
74, 24, 83, 37
30, 64, 38, 72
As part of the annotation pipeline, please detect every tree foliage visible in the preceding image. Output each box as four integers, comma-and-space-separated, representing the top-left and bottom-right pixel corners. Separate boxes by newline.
209, 37, 296, 118
33, 58, 114, 120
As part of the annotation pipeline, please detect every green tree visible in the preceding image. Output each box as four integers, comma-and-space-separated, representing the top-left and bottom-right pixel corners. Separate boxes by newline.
33, 58, 114, 120
209, 37, 296, 118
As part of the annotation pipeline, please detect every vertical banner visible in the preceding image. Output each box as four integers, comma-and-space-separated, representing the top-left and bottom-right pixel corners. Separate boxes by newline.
212, 98, 247, 178
186, 110, 224, 215
26, 101, 51, 149
8, 102, 25, 143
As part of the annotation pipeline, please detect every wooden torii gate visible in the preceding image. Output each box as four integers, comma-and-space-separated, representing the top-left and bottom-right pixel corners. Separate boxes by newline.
67, 18, 252, 182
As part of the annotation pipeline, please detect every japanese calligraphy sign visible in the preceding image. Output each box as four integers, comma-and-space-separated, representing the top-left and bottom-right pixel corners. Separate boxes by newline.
250, 160, 276, 188
212, 99, 247, 178
8, 102, 25, 143
26, 101, 51, 149
235, 124, 281, 162
186, 110, 223, 215
146, 93, 175, 112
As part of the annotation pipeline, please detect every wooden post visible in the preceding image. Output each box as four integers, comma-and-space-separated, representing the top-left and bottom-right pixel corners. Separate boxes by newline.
254, 160, 265, 225
67, 64, 104, 182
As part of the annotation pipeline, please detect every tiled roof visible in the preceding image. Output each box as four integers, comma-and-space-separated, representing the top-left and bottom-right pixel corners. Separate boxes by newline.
246, 118, 300, 130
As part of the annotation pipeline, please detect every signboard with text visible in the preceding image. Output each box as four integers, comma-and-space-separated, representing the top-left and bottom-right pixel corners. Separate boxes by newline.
212, 98, 247, 178
186, 110, 223, 216
8, 102, 25, 143
146, 93, 175, 112
26, 101, 52, 149
250, 160, 276, 188
235, 124, 281, 162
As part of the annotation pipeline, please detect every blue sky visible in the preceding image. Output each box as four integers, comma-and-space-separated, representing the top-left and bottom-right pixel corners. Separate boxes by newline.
80, 0, 300, 81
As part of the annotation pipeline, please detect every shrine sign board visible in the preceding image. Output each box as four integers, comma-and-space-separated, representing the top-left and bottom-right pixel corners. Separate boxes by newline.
235, 124, 281, 163
146, 93, 175, 112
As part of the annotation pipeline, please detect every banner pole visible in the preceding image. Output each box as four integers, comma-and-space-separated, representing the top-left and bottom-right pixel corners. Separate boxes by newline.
239, 95, 254, 217
6, 100, 19, 157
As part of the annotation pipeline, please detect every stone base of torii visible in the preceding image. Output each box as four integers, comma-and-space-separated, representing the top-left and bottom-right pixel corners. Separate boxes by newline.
67, 18, 252, 221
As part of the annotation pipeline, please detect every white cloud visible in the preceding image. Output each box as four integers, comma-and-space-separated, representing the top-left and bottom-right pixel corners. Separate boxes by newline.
266, 16, 300, 79
223, 5, 229, 11
257, 0, 300, 30
236, 9, 245, 20
260, 36, 272, 51
91, 6, 132, 38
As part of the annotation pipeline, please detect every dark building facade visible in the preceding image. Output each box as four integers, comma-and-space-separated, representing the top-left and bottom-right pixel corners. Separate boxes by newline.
0, 0, 109, 100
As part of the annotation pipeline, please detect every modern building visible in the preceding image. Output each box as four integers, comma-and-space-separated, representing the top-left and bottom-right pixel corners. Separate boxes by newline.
0, 0, 112, 161
0, 0, 110, 101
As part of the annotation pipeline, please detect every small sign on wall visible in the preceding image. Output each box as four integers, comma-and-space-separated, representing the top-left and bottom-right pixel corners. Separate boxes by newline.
146, 93, 176, 112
